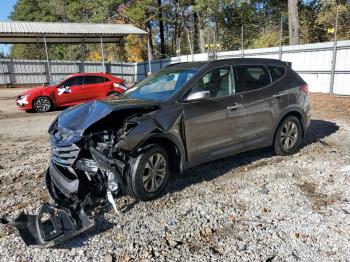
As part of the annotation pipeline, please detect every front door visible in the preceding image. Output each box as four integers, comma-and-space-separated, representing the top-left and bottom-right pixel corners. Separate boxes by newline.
183, 66, 246, 164
54, 76, 85, 106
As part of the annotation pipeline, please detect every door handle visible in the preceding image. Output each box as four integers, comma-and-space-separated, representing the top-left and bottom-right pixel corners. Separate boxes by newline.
226, 103, 242, 111
273, 91, 286, 98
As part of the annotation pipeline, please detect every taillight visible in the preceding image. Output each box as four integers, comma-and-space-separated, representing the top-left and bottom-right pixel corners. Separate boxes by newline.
300, 84, 309, 95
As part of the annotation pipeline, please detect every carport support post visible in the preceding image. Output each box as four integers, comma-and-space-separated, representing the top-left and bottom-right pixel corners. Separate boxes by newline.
100, 36, 106, 73
330, 5, 339, 94
44, 36, 52, 83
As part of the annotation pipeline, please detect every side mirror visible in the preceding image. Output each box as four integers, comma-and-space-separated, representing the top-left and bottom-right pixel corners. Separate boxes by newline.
185, 91, 210, 102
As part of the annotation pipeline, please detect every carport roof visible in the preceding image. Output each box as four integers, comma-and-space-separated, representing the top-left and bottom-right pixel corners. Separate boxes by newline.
0, 21, 148, 44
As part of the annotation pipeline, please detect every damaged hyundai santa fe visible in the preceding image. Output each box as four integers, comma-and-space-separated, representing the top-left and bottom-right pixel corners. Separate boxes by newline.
3, 58, 310, 246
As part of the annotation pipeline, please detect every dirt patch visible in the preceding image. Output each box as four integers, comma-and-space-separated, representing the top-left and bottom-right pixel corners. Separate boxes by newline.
298, 182, 340, 210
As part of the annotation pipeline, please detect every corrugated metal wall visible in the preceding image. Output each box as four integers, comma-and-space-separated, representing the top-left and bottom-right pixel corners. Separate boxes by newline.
1, 40, 349, 95
0, 59, 136, 84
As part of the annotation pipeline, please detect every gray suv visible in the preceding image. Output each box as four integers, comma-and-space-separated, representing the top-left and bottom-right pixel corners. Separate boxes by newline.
6, 58, 311, 247
47, 58, 310, 203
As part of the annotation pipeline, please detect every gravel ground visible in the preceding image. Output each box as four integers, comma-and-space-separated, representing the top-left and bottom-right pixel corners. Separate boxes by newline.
0, 89, 349, 261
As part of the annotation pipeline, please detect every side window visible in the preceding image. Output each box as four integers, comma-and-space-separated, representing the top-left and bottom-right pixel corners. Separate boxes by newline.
63, 76, 84, 87
102, 77, 110, 83
268, 66, 286, 81
191, 67, 234, 98
84, 76, 101, 85
234, 65, 271, 93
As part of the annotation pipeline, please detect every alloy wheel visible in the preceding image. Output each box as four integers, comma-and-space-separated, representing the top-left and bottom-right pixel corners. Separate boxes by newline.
35, 97, 51, 112
142, 153, 167, 193
280, 121, 298, 150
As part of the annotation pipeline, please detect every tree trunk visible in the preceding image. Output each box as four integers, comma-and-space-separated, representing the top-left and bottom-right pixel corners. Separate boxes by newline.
196, 12, 206, 53
193, 12, 200, 53
288, 0, 300, 45
158, 0, 166, 58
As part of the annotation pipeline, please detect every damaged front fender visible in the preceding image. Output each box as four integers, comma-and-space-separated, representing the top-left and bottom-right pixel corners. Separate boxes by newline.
116, 104, 186, 159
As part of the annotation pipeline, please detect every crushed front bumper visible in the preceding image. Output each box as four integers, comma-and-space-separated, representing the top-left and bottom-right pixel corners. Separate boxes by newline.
1, 147, 128, 247
1, 202, 94, 247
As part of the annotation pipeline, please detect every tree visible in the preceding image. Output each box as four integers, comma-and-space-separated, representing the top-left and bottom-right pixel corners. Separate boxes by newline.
158, 0, 166, 57
288, 0, 300, 45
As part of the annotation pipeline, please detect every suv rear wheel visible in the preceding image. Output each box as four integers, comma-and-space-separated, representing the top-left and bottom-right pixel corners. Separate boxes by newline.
126, 144, 170, 201
274, 116, 302, 156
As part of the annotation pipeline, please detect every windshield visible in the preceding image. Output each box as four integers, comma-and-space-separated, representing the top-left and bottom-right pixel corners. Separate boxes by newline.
120, 68, 198, 101
49, 77, 65, 87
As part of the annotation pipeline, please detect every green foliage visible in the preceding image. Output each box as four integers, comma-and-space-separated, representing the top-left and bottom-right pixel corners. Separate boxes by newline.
8, 0, 350, 61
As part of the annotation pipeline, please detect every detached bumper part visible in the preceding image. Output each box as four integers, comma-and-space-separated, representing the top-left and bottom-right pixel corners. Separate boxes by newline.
1, 203, 94, 247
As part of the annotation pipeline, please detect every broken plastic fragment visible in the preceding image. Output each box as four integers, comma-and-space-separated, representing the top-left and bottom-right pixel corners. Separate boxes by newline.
1, 202, 94, 247
107, 191, 119, 214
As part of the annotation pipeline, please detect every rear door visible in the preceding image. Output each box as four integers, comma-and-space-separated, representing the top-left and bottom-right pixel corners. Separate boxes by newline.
81, 75, 111, 100
233, 64, 287, 147
183, 66, 246, 163
54, 76, 85, 105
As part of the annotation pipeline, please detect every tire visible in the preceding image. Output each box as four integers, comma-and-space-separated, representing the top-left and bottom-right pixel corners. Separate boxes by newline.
33, 97, 53, 112
274, 116, 302, 156
107, 91, 119, 96
126, 144, 170, 201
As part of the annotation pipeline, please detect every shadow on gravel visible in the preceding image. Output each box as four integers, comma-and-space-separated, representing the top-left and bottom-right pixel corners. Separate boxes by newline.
167, 119, 339, 195
301, 119, 339, 148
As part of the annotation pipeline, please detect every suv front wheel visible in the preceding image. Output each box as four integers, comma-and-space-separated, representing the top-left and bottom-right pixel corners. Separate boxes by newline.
126, 144, 170, 201
274, 116, 303, 156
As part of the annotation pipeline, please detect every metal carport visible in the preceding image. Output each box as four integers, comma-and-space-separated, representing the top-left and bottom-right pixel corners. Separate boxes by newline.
0, 21, 150, 82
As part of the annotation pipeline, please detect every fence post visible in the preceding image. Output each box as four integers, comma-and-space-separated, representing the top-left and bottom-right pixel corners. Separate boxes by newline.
100, 36, 106, 73
8, 59, 16, 86
0, 59, 4, 86
330, 5, 339, 94
241, 26, 244, 58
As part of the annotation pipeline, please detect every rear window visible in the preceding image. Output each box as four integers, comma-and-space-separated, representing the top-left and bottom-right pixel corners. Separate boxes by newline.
268, 66, 286, 81
84, 76, 109, 85
234, 65, 271, 93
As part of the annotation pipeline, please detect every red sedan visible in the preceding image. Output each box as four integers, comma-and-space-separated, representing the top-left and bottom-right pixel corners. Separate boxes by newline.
16, 73, 127, 112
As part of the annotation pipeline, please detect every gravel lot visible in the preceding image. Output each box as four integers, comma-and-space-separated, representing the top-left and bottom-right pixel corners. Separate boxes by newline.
0, 88, 349, 261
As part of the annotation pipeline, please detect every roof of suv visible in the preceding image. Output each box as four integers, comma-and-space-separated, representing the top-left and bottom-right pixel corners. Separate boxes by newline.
166, 58, 289, 70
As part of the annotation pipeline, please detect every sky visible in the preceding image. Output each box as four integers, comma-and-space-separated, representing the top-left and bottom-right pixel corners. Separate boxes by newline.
0, 0, 17, 55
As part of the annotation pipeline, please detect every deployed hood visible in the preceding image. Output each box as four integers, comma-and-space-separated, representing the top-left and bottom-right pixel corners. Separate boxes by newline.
54, 98, 160, 136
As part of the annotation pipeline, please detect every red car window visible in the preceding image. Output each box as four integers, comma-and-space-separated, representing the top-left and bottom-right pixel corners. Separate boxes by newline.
64, 76, 84, 87
84, 76, 109, 85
